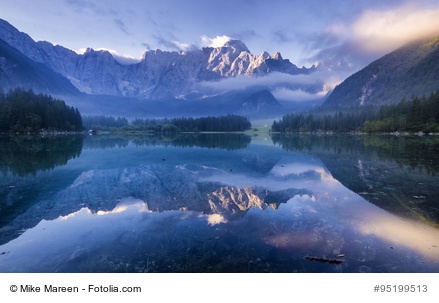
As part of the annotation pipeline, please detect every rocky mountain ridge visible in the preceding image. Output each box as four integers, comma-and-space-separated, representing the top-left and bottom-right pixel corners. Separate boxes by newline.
0, 18, 314, 101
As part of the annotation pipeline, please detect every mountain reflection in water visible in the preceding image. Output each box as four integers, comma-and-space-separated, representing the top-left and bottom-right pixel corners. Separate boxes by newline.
0, 134, 438, 273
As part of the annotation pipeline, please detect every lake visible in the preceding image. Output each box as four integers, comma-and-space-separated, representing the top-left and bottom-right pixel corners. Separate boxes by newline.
0, 133, 438, 273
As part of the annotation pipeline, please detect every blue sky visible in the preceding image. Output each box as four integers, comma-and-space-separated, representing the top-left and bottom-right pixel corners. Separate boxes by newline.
1, 0, 439, 72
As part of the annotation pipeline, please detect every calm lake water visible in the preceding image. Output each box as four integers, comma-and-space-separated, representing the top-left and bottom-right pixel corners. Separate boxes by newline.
0, 133, 438, 273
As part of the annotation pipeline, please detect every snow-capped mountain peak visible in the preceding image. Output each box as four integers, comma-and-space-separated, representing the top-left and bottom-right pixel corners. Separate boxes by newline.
0, 18, 316, 101
223, 39, 250, 53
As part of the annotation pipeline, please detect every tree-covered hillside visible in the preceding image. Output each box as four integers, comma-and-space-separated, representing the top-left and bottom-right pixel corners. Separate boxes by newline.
324, 36, 439, 108
272, 91, 439, 133
0, 88, 83, 132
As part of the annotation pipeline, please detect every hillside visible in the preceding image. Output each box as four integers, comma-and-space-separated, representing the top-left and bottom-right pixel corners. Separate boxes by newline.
0, 38, 79, 95
323, 36, 439, 108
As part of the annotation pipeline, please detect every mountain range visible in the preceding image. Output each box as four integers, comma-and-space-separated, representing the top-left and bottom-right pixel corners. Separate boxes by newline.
2, 17, 438, 116
0, 18, 321, 117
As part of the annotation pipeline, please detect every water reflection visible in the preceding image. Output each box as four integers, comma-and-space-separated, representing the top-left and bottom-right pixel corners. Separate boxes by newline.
0, 160, 310, 246
272, 134, 439, 226
0, 133, 252, 236
0, 135, 84, 232
83, 133, 251, 151
0, 135, 83, 176
357, 211, 439, 261
0, 134, 438, 272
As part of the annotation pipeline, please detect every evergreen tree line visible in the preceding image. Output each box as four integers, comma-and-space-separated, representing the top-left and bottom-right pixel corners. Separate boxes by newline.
132, 115, 252, 132
272, 91, 439, 133
0, 88, 83, 132
82, 115, 129, 130
85, 114, 252, 132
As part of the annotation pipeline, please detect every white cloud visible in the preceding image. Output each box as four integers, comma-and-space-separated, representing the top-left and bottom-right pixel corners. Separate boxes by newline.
172, 41, 192, 51
353, 5, 439, 53
198, 70, 347, 101
327, 23, 348, 38
206, 213, 227, 226
198, 72, 321, 91
304, 4, 439, 72
201, 35, 232, 47
271, 87, 328, 102
75, 48, 88, 55
75, 47, 141, 65
97, 48, 142, 65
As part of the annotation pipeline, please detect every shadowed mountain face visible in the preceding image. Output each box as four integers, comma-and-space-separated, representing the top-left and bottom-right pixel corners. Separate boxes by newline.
324, 36, 439, 107
0, 38, 79, 95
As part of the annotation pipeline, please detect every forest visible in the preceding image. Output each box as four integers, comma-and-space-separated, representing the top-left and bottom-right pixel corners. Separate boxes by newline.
0, 88, 83, 132
0, 88, 251, 134
84, 114, 252, 132
271, 91, 439, 133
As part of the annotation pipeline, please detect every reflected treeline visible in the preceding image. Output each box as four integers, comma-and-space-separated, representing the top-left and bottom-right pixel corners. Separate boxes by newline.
0, 135, 83, 177
362, 136, 439, 175
82, 135, 130, 150
272, 134, 439, 226
83, 133, 251, 151
272, 134, 439, 175
272, 134, 366, 154
0, 133, 251, 176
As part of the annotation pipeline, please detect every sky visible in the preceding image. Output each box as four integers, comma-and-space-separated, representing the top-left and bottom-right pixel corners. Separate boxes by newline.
2, 0, 439, 66
1, 0, 439, 101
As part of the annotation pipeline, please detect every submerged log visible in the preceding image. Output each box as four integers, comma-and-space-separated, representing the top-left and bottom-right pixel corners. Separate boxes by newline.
304, 256, 344, 264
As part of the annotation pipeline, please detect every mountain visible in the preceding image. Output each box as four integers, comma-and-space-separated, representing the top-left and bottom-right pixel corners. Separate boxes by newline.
0, 38, 79, 95
323, 36, 439, 108
0, 18, 314, 110
58, 42, 312, 100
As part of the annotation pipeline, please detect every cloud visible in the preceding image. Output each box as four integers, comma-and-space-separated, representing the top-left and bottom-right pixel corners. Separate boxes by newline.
272, 87, 329, 102
104, 50, 141, 65
201, 35, 232, 48
153, 35, 183, 51
65, 0, 108, 16
114, 18, 129, 35
199, 70, 345, 92
305, 40, 377, 73
151, 34, 196, 51
75, 47, 141, 64
199, 72, 316, 91
206, 214, 227, 226
75, 48, 88, 55
279, 13, 368, 68
197, 70, 350, 103
272, 30, 295, 44
353, 4, 439, 53
300, 3, 439, 72
232, 29, 260, 42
